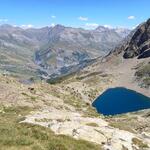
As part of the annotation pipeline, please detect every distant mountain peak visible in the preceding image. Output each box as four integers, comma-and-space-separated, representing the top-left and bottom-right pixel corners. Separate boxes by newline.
0, 24, 14, 29
95, 26, 109, 32
95, 25, 130, 38
53, 24, 65, 29
114, 28, 131, 38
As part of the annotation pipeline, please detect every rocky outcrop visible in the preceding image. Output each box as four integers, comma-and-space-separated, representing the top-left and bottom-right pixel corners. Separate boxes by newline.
103, 19, 150, 89
123, 18, 150, 59
22, 109, 150, 150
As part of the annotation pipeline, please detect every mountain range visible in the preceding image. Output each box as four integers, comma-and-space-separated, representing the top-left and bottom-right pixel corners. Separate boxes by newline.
0, 24, 130, 79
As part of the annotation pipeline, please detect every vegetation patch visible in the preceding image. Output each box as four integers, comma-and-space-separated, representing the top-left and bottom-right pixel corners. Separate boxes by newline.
107, 116, 138, 133
135, 62, 150, 88
21, 92, 37, 101
47, 72, 76, 84
135, 63, 150, 78
35, 118, 52, 122
86, 122, 99, 127
132, 138, 149, 148
0, 106, 102, 150
76, 71, 103, 80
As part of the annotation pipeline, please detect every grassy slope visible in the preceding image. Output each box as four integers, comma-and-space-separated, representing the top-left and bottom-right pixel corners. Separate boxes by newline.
0, 106, 101, 150
0, 75, 101, 150
135, 62, 150, 88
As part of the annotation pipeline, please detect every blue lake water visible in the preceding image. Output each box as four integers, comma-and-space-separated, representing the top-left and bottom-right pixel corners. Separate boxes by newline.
92, 87, 150, 115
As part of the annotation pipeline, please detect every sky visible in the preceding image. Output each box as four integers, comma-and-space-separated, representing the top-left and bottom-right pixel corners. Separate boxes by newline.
0, 0, 150, 29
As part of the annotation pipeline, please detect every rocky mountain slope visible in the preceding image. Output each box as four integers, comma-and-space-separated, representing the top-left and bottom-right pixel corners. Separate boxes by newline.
0, 25, 50, 78
123, 19, 150, 59
34, 25, 129, 78
110, 19, 150, 59
107, 18, 150, 88
0, 24, 129, 79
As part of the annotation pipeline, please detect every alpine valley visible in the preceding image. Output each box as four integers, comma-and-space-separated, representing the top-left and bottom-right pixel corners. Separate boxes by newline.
0, 15, 150, 150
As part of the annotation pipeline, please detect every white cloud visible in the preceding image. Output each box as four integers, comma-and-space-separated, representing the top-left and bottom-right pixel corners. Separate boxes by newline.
51, 15, 56, 19
0, 18, 8, 22
12, 25, 17, 27
21, 24, 34, 29
50, 23, 55, 27
85, 23, 99, 29
104, 24, 113, 29
128, 16, 135, 20
78, 16, 88, 21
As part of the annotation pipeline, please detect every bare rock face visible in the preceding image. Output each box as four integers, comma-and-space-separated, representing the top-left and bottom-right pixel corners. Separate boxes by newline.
123, 18, 150, 59
104, 19, 150, 89
22, 109, 148, 150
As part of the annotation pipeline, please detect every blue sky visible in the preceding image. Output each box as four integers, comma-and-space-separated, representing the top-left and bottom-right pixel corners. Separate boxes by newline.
0, 0, 149, 29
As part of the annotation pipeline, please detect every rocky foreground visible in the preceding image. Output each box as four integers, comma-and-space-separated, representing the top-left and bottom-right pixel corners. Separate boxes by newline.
21, 109, 150, 150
